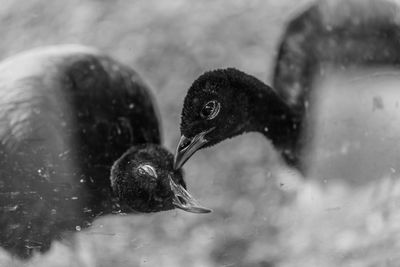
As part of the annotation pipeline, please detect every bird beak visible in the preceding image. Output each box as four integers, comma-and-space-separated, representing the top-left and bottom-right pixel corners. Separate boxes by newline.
173, 127, 215, 170
169, 177, 212, 214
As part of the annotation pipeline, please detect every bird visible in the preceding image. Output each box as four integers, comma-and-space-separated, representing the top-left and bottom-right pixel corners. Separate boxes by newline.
174, 0, 400, 172
0, 45, 210, 259
111, 143, 211, 215
173, 68, 301, 171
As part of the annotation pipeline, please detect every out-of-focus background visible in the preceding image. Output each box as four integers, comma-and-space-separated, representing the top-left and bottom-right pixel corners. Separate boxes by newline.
1, 0, 400, 266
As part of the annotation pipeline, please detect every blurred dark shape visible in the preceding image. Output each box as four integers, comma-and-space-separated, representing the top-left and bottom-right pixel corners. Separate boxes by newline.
0, 45, 206, 259
271, 0, 400, 178
273, 0, 400, 112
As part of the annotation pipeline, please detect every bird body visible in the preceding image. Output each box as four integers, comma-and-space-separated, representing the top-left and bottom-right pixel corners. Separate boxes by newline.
0, 45, 209, 259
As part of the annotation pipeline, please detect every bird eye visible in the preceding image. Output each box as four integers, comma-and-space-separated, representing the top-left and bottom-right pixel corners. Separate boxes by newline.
137, 164, 158, 178
200, 100, 220, 120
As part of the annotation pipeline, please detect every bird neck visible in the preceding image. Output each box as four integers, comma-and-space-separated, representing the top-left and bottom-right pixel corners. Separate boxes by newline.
234, 72, 302, 155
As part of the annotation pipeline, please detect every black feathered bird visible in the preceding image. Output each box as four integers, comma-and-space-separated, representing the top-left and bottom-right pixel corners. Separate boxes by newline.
0, 45, 209, 259
174, 0, 400, 171
111, 143, 210, 214
173, 68, 300, 170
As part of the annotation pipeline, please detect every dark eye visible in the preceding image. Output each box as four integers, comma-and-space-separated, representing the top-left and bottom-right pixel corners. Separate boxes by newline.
200, 100, 220, 120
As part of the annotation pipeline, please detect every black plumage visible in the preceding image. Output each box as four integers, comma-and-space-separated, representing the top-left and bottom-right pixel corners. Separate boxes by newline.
0, 45, 209, 259
174, 68, 300, 170
174, 0, 400, 171
111, 143, 210, 214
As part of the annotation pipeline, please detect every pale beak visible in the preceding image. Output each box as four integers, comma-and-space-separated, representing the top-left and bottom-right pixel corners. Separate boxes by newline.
169, 177, 212, 214
173, 127, 215, 170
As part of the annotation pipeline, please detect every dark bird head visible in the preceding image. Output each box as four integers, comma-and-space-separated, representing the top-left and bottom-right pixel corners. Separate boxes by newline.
111, 144, 211, 213
174, 68, 255, 169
